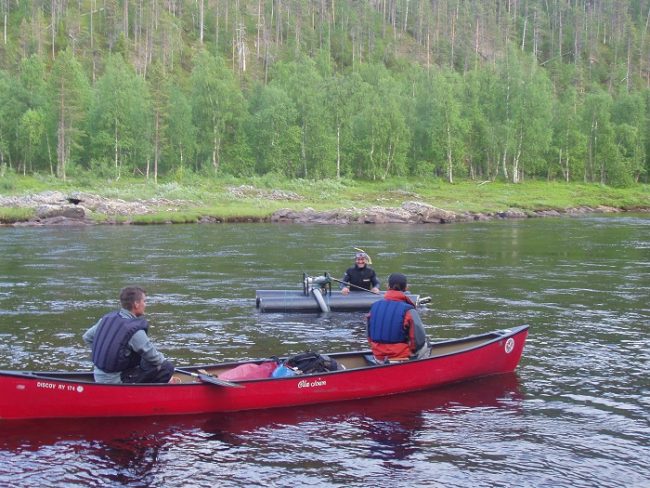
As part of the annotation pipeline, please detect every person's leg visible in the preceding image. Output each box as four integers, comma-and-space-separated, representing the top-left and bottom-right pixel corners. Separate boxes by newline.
413, 341, 431, 359
121, 361, 174, 383
152, 361, 175, 382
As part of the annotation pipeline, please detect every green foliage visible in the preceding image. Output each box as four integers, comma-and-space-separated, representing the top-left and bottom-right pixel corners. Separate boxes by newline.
190, 51, 246, 174
0, 207, 34, 223
48, 49, 91, 180
88, 54, 152, 178
246, 84, 301, 176
0, 1, 648, 188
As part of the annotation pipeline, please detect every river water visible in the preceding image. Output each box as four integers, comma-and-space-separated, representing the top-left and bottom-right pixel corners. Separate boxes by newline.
0, 216, 648, 487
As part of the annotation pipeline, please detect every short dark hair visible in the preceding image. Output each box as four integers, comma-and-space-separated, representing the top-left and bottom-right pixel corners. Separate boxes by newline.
388, 273, 407, 291
119, 286, 146, 311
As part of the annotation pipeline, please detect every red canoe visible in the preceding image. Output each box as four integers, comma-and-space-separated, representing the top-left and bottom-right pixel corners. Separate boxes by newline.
0, 325, 528, 421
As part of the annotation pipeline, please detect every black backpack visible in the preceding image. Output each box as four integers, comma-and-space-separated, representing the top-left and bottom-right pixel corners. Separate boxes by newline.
284, 351, 340, 374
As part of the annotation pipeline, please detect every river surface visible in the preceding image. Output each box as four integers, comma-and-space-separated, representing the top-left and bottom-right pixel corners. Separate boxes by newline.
0, 216, 648, 487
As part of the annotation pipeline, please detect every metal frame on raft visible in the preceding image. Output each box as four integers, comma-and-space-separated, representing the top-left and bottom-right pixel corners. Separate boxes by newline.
255, 273, 431, 313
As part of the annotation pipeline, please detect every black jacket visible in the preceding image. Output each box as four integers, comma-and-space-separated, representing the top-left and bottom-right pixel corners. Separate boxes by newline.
341, 265, 379, 291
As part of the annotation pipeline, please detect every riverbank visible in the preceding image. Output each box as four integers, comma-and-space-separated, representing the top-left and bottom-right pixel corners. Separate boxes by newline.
0, 176, 648, 225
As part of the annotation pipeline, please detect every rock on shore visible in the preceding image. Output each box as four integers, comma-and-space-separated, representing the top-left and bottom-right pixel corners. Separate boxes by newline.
0, 191, 638, 226
0, 191, 186, 226
270, 200, 625, 224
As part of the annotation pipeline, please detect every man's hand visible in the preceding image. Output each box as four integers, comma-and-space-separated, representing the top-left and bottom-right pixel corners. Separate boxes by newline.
341, 287, 350, 295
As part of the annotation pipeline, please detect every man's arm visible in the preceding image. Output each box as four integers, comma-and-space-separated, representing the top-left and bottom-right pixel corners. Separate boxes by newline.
407, 309, 427, 351
370, 269, 380, 289
341, 269, 352, 294
129, 330, 166, 368
82, 320, 101, 347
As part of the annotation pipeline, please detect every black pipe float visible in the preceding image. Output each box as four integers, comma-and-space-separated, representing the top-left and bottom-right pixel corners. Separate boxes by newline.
255, 290, 421, 313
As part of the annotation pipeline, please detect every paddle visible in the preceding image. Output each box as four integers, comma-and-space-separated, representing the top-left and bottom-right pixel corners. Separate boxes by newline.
326, 274, 381, 295
175, 368, 244, 388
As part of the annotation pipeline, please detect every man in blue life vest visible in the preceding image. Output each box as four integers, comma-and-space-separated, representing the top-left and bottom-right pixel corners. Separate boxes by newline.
83, 286, 175, 383
340, 251, 380, 295
367, 273, 429, 362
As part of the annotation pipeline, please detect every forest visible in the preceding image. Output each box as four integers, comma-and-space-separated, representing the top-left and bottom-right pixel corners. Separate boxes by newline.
0, 0, 649, 187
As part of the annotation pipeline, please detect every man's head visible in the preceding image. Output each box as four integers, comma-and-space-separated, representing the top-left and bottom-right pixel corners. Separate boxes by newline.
355, 251, 369, 267
388, 273, 407, 291
120, 286, 147, 316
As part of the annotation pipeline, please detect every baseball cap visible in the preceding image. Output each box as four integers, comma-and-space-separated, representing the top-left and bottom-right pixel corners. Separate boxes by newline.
388, 273, 407, 290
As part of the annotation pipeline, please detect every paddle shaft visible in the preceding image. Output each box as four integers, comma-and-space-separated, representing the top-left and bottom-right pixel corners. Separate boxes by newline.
327, 275, 380, 295
175, 368, 243, 388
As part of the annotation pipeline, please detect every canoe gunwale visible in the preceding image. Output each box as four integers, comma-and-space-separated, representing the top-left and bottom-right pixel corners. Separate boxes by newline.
1, 325, 527, 385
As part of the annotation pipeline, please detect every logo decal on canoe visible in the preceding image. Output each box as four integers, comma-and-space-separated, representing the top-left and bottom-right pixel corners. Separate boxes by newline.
35, 381, 85, 393
297, 378, 326, 389
505, 338, 515, 354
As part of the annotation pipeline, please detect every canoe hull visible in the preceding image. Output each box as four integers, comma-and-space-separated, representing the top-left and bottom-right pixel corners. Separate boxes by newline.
0, 325, 528, 420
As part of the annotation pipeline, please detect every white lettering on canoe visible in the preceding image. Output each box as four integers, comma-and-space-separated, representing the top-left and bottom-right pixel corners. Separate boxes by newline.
297, 378, 327, 389
505, 338, 515, 354
35, 381, 85, 393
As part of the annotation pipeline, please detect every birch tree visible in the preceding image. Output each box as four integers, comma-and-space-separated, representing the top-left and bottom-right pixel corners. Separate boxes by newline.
246, 83, 301, 176
88, 54, 151, 179
581, 88, 616, 184
48, 49, 89, 180
165, 84, 196, 177
270, 57, 334, 178
190, 50, 245, 173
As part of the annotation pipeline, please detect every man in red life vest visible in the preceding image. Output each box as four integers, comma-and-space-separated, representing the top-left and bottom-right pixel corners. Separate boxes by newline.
367, 273, 430, 362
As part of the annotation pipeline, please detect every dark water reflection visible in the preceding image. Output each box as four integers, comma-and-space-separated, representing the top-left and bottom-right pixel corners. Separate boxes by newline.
1, 375, 522, 487
0, 216, 649, 487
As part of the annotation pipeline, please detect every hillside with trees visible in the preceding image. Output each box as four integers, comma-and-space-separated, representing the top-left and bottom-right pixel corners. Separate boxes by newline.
0, 0, 648, 187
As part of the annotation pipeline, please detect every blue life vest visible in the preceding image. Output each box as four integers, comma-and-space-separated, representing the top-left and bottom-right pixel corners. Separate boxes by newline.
368, 300, 414, 343
92, 311, 148, 373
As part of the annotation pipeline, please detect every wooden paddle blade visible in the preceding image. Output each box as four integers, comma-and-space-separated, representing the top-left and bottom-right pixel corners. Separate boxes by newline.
175, 368, 245, 388
197, 373, 245, 388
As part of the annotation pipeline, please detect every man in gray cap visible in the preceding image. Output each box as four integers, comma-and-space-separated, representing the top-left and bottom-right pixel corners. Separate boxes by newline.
366, 273, 429, 362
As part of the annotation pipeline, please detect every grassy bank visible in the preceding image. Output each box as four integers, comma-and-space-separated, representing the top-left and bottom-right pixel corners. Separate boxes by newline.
1, 173, 649, 224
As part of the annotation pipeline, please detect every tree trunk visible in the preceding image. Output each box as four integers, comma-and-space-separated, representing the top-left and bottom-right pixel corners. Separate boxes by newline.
199, 0, 204, 44
257, 0, 262, 58
336, 123, 341, 179
383, 140, 395, 180
56, 87, 66, 180
641, 6, 649, 82
90, 0, 94, 50
450, 2, 458, 68
115, 118, 120, 180
212, 123, 220, 172
124, 0, 129, 38
154, 111, 159, 184
446, 121, 453, 183
51, 0, 56, 59
301, 122, 307, 178
46, 134, 53, 176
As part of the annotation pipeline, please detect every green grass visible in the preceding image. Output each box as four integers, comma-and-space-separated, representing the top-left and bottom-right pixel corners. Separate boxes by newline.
0, 207, 35, 223
1, 173, 648, 224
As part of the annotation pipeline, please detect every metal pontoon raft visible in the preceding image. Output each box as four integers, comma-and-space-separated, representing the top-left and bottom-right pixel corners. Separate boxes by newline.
255, 273, 430, 313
